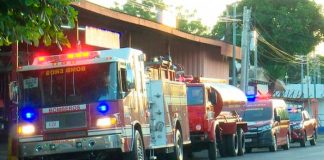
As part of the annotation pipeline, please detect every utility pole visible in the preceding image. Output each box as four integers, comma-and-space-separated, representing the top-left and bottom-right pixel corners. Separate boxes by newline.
250, 30, 258, 80
307, 56, 311, 109
285, 72, 288, 84
301, 56, 304, 99
253, 31, 258, 80
313, 56, 317, 99
318, 59, 321, 84
232, 3, 237, 86
240, 6, 251, 93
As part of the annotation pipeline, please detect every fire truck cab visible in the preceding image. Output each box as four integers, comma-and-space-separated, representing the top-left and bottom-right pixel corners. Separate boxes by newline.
12, 48, 190, 160
185, 77, 248, 160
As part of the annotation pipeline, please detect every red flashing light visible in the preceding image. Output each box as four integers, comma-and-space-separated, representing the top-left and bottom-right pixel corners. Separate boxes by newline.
82, 52, 89, 57
38, 57, 46, 62
34, 51, 98, 65
257, 94, 270, 99
66, 52, 90, 59
67, 54, 74, 59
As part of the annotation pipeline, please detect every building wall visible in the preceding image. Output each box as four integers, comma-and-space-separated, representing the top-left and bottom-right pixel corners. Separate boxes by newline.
76, 10, 229, 79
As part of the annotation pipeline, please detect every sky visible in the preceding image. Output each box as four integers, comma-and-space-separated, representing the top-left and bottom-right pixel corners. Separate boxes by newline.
89, 0, 323, 54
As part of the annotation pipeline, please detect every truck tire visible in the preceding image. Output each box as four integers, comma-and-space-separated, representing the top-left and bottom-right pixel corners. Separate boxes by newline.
217, 136, 227, 157
310, 130, 317, 146
208, 131, 218, 160
300, 132, 306, 147
169, 129, 184, 160
237, 128, 245, 156
123, 130, 145, 160
269, 135, 277, 152
282, 134, 290, 150
224, 133, 238, 156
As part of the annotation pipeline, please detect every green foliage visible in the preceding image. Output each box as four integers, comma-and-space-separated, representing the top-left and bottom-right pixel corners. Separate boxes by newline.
113, 1, 209, 36
176, 7, 209, 36
0, 0, 78, 47
120, 0, 166, 21
212, 0, 324, 81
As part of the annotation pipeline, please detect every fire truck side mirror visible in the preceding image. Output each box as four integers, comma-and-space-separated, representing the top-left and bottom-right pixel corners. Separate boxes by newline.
9, 81, 18, 104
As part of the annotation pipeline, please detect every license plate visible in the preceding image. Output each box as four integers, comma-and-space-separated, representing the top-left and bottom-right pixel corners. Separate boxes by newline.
245, 138, 252, 143
46, 121, 60, 129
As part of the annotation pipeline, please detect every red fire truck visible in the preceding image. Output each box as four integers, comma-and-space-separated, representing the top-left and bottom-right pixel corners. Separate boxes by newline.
9, 48, 190, 160
185, 77, 248, 160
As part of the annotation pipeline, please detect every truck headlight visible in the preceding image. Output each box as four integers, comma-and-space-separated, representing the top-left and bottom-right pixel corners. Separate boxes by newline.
96, 117, 117, 128
18, 125, 35, 135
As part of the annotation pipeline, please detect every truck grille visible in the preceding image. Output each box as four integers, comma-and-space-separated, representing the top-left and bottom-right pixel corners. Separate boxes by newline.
44, 111, 87, 130
46, 130, 87, 140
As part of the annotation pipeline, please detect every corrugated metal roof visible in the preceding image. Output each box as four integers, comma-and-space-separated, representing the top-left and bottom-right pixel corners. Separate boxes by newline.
72, 0, 242, 60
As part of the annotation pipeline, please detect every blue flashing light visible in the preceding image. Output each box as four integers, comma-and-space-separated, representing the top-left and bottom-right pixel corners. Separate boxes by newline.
97, 103, 109, 114
246, 94, 256, 102
21, 107, 37, 122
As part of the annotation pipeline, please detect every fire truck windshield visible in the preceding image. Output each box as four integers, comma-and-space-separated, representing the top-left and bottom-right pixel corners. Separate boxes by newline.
19, 62, 118, 108
187, 86, 204, 106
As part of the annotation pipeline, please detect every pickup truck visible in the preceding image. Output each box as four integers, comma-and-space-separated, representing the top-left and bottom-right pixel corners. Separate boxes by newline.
288, 109, 318, 147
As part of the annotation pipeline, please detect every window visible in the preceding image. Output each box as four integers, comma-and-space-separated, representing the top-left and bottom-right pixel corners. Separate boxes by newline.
126, 63, 135, 90
19, 63, 118, 108
243, 107, 273, 122
187, 86, 204, 106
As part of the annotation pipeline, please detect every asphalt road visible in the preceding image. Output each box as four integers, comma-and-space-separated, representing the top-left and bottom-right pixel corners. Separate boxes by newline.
0, 142, 6, 160
193, 136, 324, 160
1, 136, 324, 160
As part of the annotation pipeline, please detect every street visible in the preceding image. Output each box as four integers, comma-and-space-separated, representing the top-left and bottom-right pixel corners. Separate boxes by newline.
1, 136, 324, 160
193, 136, 324, 160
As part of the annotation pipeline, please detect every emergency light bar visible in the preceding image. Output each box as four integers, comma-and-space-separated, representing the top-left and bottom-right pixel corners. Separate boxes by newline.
247, 93, 271, 102
34, 51, 99, 65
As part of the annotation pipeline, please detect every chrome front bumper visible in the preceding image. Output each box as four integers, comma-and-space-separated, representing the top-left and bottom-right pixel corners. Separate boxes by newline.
20, 134, 123, 158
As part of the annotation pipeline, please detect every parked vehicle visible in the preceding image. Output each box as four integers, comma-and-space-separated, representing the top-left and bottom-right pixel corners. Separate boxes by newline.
185, 77, 248, 159
243, 98, 290, 153
9, 48, 190, 160
288, 107, 317, 147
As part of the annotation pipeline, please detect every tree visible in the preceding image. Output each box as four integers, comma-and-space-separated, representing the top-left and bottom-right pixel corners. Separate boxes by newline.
117, 0, 166, 21
176, 7, 209, 36
0, 0, 78, 48
113, 1, 209, 36
212, 0, 324, 83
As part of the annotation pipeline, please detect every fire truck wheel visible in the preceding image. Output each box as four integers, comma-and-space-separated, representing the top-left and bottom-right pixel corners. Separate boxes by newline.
169, 129, 183, 160
208, 137, 217, 160
217, 135, 227, 157
237, 128, 245, 156
123, 130, 145, 160
310, 130, 317, 146
224, 133, 238, 156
